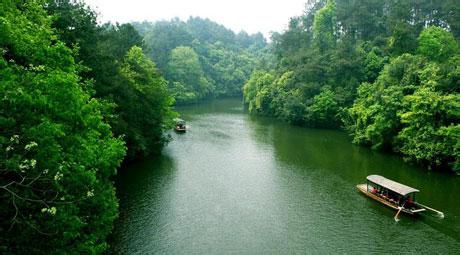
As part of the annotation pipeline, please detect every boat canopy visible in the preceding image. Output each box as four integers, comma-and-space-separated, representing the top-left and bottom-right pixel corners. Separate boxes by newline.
174, 118, 185, 124
367, 175, 419, 196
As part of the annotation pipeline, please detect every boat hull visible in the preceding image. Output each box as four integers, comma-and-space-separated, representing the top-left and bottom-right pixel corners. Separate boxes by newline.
356, 184, 422, 215
174, 127, 186, 132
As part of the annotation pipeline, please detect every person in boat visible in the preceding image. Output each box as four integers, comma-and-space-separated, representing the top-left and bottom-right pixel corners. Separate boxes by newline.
406, 196, 413, 208
408, 196, 413, 203
372, 187, 378, 194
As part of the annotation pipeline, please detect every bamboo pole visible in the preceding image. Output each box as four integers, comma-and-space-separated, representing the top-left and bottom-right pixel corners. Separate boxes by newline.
415, 202, 444, 218
394, 207, 403, 221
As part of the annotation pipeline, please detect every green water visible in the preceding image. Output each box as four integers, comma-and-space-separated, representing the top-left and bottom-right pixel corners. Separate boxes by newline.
112, 98, 460, 254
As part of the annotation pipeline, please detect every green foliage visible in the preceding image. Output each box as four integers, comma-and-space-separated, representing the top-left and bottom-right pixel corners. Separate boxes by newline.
142, 19, 193, 71
203, 42, 256, 97
0, 1, 125, 253
46, 0, 174, 160
397, 64, 460, 171
247, 0, 460, 171
347, 51, 459, 171
388, 22, 418, 56
0, 0, 177, 253
44, 0, 99, 65
135, 18, 266, 104
243, 71, 341, 127
167, 46, 211, 103
308, 87, 339, 127
117, 46, 175, 159
243, 70, 276, 114
313, 0, 336, 52
417, 26, 459, 62
362, 46, 387, 83
281, 89, 308, 125
346, 54, 424, 149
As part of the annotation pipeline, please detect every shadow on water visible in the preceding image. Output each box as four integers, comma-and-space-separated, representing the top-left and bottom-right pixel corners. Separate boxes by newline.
111, 154, 178, 254
174, 97, 245, 116
246, 112, 460, 243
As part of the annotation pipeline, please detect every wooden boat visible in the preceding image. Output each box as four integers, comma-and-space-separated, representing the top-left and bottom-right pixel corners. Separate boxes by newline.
357, 175, 444, 217
174, 118, 186, 132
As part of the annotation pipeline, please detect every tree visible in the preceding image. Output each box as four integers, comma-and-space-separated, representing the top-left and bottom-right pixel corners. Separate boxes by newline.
308, 87, 339, 127
117, 46, 175, 159
143, 19, 193, 71
346, 54, 425, 150
167, 46, 212, 103
417, 26, 459, 62
346, 31, 459, 171
0, 1, 125, 253
313, 0, 337, 52
243, 70, 275, 113
135, 18, 265, 104
46, 1, 174, 160
398, 86, 460, 171
397, 63, 460, 171
45, 0, 99, 65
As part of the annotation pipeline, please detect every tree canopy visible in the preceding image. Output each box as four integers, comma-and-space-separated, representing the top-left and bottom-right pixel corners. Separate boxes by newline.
46, 0, 175, 160
1, 1, 125, 252
133, 18, 267, 104
244, 0, 460, 171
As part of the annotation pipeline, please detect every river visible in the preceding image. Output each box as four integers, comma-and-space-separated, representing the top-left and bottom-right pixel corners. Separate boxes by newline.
111, 98, 460, 254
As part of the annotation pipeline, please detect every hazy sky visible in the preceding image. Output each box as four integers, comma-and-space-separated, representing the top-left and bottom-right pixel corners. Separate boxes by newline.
84, 0, 307, 38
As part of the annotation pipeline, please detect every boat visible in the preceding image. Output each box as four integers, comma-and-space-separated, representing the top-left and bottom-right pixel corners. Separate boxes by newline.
357, 175, 444, 218
174, 118, 186, 132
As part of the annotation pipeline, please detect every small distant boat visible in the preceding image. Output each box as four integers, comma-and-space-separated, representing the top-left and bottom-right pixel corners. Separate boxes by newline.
357, 175, 444, 219
174, 118, 186, 132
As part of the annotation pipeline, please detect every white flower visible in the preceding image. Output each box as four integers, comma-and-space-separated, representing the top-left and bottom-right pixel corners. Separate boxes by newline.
86, 189, 94, 198
18, 159, 37, 171
30, 159, 36, 169
54, 171, 63, 181
10, 135, 19, 143
25, 142, 38, 151
43, 169, 49, 174
19, 160, 29, 171
41, 207, 57, 215
6, 146, 13, 152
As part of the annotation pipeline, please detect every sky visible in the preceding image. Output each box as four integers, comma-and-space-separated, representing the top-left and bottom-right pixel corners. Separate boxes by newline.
84, 0, 307, 38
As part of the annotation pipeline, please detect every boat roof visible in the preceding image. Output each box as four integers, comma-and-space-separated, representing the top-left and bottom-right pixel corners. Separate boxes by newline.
367, 175, 419, 196
174, 118, 185, 124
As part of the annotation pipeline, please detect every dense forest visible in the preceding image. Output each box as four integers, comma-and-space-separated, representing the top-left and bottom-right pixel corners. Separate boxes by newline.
0, 0, 266, 253
132, 18, 267, 104
45, 1, 175, 161
243, 0, 460, 172
0, 0, 173, 253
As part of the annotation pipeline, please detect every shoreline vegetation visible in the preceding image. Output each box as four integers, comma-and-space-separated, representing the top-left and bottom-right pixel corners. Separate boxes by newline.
243, 0, 459, 173
0, 0, 458, 253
